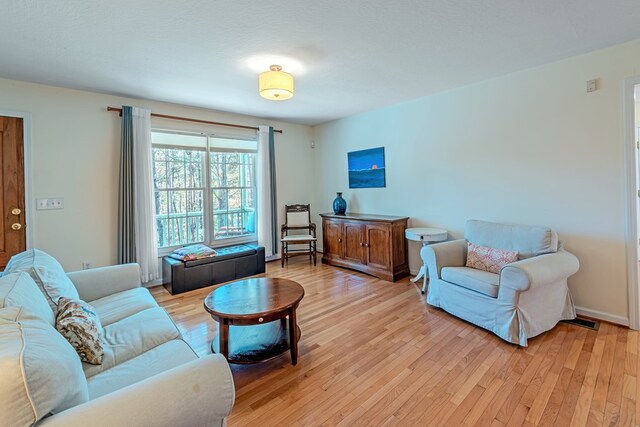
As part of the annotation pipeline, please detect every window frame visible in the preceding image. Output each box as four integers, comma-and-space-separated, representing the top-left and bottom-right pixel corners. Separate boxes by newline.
151, 129, 258, 256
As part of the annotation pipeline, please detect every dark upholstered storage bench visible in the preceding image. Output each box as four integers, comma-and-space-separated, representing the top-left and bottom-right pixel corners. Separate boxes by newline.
162, 244, 266, 295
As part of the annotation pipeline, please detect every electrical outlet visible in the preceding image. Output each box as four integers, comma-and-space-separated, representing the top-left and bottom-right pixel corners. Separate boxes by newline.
587, 79, 597, 93
82, 261, 92, 270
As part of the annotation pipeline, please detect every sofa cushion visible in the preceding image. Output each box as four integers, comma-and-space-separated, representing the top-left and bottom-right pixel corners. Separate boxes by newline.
0, 306, 89, 426
0, 272, 55, 326
56, 297, 104, 365
464, 219, 558, 259
466, 242, 518, 274
82, 307, 181, 378
90, 287, 158, 326
441, 266, 499, 298
86, 339, 198, 399
4, 249, 79, 314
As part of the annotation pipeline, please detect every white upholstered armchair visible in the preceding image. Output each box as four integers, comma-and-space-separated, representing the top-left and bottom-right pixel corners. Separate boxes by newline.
422, 219, 579, 346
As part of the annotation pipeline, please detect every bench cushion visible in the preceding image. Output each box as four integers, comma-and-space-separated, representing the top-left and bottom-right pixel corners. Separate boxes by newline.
184, 244, 258, 267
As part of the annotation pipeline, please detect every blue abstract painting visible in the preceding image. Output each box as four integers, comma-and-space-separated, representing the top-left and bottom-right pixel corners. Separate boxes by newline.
348, 147, 386, 188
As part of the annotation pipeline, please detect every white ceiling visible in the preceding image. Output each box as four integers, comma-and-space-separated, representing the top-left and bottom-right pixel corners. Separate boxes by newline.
2, 1, 640, 125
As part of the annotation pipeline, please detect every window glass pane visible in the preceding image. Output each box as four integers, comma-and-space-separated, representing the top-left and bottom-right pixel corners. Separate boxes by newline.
228, 189, 241, 210
212, 189, 228, 211
169, 161, 185, 188
186, 190, 203, 215
153, 161, 168, 189
155, 191, 169, 215
209, 153, 225, 188
156, 218, 169, 248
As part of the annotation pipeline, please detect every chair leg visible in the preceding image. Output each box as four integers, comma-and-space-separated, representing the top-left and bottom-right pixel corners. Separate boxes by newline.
281, 242, 285, 267
313, 241, 317, 266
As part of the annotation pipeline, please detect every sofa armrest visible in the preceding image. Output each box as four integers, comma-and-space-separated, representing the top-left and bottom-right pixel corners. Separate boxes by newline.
421, 239, 467, 280
39, 354, 235, 427
500, 250, 579, 292
67, 263, 141, 302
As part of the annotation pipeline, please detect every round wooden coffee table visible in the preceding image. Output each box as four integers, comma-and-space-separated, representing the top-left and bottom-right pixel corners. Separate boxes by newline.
203, 278, 305, 365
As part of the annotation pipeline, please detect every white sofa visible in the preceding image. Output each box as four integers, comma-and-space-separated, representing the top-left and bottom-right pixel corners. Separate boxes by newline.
0, 249, 234, 426
422, 220, 580, 346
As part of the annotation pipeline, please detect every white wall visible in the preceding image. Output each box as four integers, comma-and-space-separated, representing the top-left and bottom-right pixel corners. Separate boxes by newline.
0, 78, 314, 271
313, 39, 640, 325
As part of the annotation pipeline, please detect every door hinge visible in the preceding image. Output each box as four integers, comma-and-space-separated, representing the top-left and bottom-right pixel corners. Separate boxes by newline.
637, 140, 639, 149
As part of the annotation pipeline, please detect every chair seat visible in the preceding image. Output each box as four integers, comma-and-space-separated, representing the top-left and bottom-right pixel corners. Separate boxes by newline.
441, 266, 499, 298
281, 235, 317, 242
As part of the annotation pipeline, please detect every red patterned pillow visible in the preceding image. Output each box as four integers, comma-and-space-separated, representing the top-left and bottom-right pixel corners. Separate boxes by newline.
466, 242, 518, 274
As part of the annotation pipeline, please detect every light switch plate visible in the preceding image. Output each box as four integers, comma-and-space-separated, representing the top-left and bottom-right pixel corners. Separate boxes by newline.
36, 198, 64, 210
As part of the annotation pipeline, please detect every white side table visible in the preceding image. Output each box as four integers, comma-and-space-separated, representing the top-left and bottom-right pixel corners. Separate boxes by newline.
405, 227, 448, 293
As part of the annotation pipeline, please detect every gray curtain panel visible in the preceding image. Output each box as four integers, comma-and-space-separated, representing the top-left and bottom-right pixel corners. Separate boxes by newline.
268, 127, 278, 255
118, 106, 136, 264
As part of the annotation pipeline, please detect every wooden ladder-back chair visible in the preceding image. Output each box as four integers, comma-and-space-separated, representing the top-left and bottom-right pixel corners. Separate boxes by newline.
281, 204, 317, 267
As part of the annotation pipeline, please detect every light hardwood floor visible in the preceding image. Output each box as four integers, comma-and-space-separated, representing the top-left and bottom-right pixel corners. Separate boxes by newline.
151, 259, 635, 426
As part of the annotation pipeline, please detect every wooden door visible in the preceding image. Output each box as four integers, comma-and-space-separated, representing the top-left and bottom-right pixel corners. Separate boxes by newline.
365, 224, 391, 271
0, 117, 26, 269
343, 221, 365, 265
323, 219, 343, 259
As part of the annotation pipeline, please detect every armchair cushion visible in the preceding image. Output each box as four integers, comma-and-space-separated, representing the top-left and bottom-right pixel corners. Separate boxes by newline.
441, 267, 499, 298
466, 242, 518, 274
465, 219, 558, 259
4, 248, 79, 315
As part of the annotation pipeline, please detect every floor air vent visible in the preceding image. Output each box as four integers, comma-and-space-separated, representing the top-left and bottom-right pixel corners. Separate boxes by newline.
563, 317, 600, 331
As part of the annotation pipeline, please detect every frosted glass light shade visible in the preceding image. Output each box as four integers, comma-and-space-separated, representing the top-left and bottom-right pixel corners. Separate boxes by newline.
259, 65, 294, 101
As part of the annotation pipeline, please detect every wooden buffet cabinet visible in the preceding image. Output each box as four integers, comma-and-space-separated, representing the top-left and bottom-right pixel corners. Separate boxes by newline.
319, 213, 410, 282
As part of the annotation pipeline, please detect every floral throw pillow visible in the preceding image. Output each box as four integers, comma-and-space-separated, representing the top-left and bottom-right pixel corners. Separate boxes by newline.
56, 297, 104, 365
466, 242, 518, 274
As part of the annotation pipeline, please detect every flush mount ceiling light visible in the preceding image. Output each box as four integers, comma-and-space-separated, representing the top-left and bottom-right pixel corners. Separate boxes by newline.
259, 65, 294, 101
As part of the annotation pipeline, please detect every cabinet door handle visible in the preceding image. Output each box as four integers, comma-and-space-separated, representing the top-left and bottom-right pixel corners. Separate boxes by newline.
338, 238, 342, 243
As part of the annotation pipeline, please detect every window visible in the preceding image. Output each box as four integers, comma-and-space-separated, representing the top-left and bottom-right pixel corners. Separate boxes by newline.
152, 131, 257, 250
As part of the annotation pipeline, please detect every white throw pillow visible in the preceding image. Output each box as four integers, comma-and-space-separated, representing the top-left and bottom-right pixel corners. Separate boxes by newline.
0, 306, 89, 425
0, 272, 56, 326
4, 249, 79, 314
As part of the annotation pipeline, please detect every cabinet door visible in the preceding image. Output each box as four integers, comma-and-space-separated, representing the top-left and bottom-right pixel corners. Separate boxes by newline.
323, 219, 343, 258
343, 222, 365, 264
365, 224, 391, 271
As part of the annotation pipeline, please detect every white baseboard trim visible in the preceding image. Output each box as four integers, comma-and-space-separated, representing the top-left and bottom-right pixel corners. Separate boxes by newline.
410, 268, 420, 276
574, 306, 629, 327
